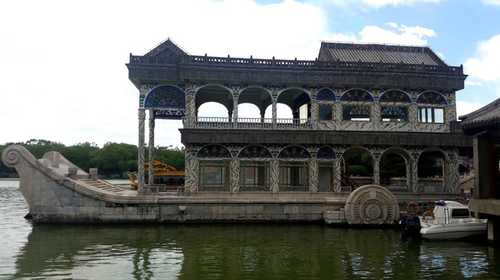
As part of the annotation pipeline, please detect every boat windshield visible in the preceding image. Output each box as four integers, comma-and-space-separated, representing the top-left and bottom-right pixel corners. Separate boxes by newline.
451, 208, 470, 218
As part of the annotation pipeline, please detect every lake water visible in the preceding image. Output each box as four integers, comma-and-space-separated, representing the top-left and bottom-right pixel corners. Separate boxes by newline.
1, 180, 499, 280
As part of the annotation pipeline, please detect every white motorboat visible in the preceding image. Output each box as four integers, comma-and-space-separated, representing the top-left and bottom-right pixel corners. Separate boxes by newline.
420, 201, 487, 240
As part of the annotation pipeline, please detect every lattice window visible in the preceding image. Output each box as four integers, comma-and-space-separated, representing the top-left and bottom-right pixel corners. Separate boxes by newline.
197, 145, 231, 158
238, 146, 272, 158
279, 146, 310, 159
379, 90, 411, 103
417, 92, 447, 105
381, 106, 409, 122
341, 89, 373, 102
317, 89, 336, 101
343, 105, 371, 121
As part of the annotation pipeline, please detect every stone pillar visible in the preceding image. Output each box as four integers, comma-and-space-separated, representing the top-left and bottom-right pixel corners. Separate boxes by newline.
410, 152, 420, 193
445, 151, 460, 193
270, 159, 279, 193
184, 148, 199, 192
370, 97, 382, 130
232, 91, 239, 126
272, 100, 277, 129
334, 102, 343, 122
409, 102, 418, 131
310, 102, 318, 129
309, 157, 318, 192
333, 152, 343, 192
137, 108, 146, 192
185, 85, 197, 128
230, 158, 240, 192
373, 152, 381, 185
474, 134, 496, 199
148, 110, 155, 185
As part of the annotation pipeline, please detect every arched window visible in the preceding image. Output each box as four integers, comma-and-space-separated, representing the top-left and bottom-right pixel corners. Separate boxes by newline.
317, 146, 335, 192
238, 145, 272, 191
198, 145, 231, 192
341, 89, 373, 121
417, 92, 447, 124
317, 88, 336, 101
380, 90, 410, 122
279, 146, 310, 191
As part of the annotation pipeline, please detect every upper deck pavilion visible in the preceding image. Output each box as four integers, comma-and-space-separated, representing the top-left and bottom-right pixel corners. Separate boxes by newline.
127, 39, 466, 91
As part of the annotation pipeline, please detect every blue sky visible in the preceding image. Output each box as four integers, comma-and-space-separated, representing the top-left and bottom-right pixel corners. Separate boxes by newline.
1, 0, 499, 147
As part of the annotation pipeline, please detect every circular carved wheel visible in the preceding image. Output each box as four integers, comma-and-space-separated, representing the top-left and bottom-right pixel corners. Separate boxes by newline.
344, 184, 400, 225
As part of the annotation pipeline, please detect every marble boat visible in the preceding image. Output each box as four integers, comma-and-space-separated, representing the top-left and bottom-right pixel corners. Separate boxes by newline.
1, 144, 455, 225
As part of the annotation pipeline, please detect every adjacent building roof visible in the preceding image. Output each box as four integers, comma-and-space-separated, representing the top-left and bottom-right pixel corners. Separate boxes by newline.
318, 42, 446, 66
460, 98, 500, 132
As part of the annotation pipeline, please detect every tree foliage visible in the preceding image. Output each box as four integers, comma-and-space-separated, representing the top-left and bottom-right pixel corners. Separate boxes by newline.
0, 139, 185, 178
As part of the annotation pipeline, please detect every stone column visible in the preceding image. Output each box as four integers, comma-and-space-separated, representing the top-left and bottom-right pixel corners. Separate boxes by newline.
372, 103, 381, 130
185, 85, 197, 128
230, 158, 240, 192
184, 148, 199, 192
137, 108, 146, 192
309, 153, 319, 192
445, 151, 460, 193
410, 152, 420, 193
270, 159, 279, 193
409, 101, 418, 131
310, 102, 318, 129
333, 152, 343, 192
148, 110, 155, 185
373, 152, 381, 185
232, 91, 239, 126
272, 100, 277, 129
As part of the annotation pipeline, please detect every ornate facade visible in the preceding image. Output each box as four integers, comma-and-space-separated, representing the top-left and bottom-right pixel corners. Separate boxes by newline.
128, 39, 471, 199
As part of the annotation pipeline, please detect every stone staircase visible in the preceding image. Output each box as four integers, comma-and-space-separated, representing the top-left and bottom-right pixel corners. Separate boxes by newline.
78, 179, 126, 193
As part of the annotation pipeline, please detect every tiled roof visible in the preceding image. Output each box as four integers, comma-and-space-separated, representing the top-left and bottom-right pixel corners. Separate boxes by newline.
318, 42, 446, 66
460, 98, 500, 131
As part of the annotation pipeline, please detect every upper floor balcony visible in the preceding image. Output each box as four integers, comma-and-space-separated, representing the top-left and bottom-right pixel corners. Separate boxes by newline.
142, 83, 460, 133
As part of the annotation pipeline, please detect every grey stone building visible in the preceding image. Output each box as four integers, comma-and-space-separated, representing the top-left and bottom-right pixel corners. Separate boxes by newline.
127, 39, 471, 199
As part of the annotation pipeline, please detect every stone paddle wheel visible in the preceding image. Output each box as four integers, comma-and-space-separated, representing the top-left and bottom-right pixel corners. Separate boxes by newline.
344, 185, 400, 225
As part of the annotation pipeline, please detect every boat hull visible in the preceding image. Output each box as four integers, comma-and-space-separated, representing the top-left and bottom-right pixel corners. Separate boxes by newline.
1, 145, 459, 224
420, 223, 487, 240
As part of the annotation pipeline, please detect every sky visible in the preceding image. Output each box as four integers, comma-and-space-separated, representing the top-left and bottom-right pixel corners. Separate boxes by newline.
1, 0, 500, 148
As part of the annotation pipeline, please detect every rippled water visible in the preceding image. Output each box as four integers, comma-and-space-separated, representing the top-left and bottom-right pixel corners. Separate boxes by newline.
1, 180, 499, 280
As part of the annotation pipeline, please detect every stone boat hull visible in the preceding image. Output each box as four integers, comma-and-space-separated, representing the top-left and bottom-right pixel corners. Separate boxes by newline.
2, 145, 459, 225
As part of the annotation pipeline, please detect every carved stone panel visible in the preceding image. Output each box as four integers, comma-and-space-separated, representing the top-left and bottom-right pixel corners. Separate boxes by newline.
344, 185, 400, 225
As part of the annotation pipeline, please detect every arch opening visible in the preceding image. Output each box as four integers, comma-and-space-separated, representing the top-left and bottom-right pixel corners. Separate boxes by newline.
380, 151, 408, 191
277, 88, 311, 124
418, 150, 446, 192
342, 148, 374, 191
196, 85, 233, 123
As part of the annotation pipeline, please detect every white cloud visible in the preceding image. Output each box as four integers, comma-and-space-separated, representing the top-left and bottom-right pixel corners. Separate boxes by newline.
464, 34, 500, 82
0, 0, 330, 147
482, 0, 500, 5
361, 0, 442, 8
456, 101, 483, 117
330, 23, 436, 46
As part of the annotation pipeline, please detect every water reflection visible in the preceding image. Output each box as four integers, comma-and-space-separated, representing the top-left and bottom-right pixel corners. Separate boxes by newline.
8, 225, 500, 280
1, 182, 500, 280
